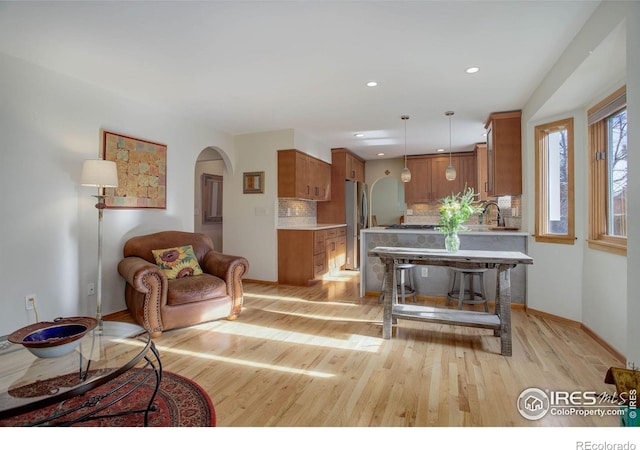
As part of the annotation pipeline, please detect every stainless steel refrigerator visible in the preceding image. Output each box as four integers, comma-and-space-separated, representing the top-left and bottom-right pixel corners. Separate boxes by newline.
345, 180, 368, 270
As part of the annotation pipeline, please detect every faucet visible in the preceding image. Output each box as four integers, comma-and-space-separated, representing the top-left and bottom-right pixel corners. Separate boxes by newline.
482, 201, 503, 227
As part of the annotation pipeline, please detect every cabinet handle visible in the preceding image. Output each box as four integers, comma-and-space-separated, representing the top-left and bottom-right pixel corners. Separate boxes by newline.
307, 185, 310, 194
484, 181, 488, 193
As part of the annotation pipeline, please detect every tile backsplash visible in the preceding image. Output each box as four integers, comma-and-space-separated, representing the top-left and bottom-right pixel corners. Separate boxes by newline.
404, 196, 522, 229
277, 198, 317, 227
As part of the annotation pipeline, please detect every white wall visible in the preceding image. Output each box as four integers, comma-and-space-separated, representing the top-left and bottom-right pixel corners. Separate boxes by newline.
0, 53, 234, 336
225, 130, 293, 282
524, 109, 587, 323
522, 1, 636, 358
224, 130, 331, 282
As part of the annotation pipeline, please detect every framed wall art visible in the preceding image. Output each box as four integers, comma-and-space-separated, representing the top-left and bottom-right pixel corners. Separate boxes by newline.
101, 130, 167, 209
243, 171, 264, 194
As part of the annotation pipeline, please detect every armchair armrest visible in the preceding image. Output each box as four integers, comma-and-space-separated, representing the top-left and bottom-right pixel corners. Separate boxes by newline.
118, 256, 166, 291
202, 251, 249, 318
118, 256, 168, 335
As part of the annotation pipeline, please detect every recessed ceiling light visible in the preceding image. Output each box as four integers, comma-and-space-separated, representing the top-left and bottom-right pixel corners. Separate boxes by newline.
465, 67, 480, 74
436, 148, 445, 152
377, 153, 385, 156
354, 133, 364, 137
367, 81, 378, 87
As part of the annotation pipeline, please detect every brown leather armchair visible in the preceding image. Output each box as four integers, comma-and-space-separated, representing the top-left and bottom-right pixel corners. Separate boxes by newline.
118, 231, 249, 337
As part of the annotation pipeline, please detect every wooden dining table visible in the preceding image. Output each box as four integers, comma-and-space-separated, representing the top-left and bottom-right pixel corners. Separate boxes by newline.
368, 246, 534, 356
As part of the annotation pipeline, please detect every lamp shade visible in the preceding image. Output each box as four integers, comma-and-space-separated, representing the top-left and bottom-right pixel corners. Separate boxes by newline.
445, 165, 457, 181
81, 159, 118, 188
401, 167, 412, 183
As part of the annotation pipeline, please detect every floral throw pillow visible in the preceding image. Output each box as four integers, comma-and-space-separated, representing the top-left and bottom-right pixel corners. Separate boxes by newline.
152, 245, 203, 280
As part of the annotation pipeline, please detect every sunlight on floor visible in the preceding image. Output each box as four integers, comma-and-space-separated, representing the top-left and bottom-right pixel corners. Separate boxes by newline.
154, 344, 335, 378
192, 320, 382, 353
249, 306, 378, 324
243, 292, 359, 307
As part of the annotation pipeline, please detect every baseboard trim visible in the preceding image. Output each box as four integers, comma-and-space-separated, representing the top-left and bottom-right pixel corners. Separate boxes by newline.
526, 308, 626, 365
580, 323, 626, 365
244, 278, 278, 286
525, 308, 582, 328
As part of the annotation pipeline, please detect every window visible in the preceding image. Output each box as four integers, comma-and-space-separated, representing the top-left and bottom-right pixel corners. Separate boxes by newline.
588, 86, 627, 256
534, 117, 575, 244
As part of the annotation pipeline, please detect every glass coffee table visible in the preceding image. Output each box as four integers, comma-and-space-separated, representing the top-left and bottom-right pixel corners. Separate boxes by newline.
0, 321, 161, 426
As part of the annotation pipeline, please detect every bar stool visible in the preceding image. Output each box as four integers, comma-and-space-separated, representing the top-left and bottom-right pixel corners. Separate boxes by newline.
378, 263, 418, 304
446, 267, 489, 312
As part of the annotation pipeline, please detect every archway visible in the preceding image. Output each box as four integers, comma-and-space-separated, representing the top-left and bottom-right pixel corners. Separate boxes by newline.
195, 147, 226, 251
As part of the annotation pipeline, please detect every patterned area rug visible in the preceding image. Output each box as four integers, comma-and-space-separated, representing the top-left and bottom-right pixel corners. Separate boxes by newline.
0, 369, 215, 427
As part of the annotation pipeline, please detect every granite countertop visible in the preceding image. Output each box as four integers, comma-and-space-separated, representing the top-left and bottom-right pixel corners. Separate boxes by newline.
362, 226, 528, 236
278, 223, 347, 231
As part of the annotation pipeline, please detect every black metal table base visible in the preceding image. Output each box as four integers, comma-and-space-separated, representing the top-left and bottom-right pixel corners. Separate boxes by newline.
26, 342, 162, 427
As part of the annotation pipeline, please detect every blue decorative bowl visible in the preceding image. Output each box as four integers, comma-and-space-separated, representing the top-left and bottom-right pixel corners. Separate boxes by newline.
8, 317, 98, 358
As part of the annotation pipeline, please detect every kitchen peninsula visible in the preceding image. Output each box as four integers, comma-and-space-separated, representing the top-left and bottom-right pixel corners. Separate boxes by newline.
360, 226, 529, 303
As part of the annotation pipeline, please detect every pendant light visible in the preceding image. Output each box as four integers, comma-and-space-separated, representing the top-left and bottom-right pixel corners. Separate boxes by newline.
400, 115, 411, 183
445, 111, 457, 181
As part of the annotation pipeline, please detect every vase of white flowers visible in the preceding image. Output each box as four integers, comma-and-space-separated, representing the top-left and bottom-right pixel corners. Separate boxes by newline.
436, 187, 482, 253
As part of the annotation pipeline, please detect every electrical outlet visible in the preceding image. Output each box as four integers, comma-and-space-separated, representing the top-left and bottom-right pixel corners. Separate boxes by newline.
88, 283, 95, 296
25, 294, 36, 310
421, 267, 428, 277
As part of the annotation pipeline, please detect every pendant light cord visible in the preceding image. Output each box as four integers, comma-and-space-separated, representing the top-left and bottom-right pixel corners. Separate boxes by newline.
448, 113, 452, 165
401, 115, 410, 167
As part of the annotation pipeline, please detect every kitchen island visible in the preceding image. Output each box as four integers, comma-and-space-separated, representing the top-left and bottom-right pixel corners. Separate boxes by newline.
360, 226, 529, 304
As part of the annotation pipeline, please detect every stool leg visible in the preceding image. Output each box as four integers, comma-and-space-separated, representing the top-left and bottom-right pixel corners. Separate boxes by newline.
399, 268, 406, 304
446, 270, 456, 306
409, 268, 417, 303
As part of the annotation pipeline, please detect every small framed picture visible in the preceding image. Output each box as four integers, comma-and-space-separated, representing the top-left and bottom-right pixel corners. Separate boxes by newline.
243, 171, 264, 194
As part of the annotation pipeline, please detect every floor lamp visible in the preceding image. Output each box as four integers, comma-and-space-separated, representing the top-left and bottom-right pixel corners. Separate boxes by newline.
81, 159, 118, 328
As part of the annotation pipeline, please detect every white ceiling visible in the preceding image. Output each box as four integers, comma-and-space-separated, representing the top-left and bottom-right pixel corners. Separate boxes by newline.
0, 1, 606, 160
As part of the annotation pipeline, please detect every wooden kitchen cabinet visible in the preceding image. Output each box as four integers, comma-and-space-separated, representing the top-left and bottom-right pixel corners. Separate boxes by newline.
405, 156, 432, 203
404, 152, 477, 203
310, 156, 331, 201
277, 149, 331, 201
345, 152, 365, 182
325, 227, 347, 274
278, 226, 346, 286
485, 111, 522, 196
475, 143, 488, 201
317, 148, 366, 224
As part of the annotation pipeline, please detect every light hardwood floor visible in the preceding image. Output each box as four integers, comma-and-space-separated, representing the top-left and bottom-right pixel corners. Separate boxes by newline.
110, 271, 624, 427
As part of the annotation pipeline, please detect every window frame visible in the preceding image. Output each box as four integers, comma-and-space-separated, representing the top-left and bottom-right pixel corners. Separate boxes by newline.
587, 86, 627, 256
534, 117, 575, 244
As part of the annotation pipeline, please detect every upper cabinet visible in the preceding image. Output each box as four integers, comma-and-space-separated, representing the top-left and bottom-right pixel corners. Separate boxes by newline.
345, 152, 365, 182
484, 111, 522, 196
404, 152, 477, 203
475, 143, 488, 201
277, 149, 331, 201
316, 148, 365, 223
